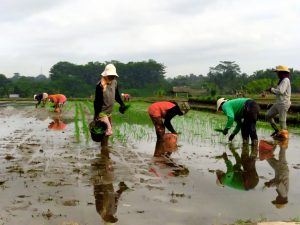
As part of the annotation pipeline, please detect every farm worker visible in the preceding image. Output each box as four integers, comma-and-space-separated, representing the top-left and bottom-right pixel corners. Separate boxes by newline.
216, 143, 258, 190
148, 101, 190, 139
264, 139, 289, 208
93, 64, 126, 141
216, 97, 260, 145
92, 147, 129, 224
265, 65, 291, 139
48, 94, 67, 113
33, 92, 48, 108
121, 93, 130, 102
48, 118, 66, 130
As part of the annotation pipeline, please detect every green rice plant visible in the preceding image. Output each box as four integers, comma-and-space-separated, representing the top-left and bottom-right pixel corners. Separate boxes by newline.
234, 218, 253, 224
74, 102, 80, 142
290, 217, 300, 222
62, 101, 73, 112
83, 100, 94, 115
78, 102, 90, 143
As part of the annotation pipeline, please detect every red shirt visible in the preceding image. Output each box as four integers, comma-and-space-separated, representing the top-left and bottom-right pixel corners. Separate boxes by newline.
148, 101, 176, 118
48, 94, 67, 104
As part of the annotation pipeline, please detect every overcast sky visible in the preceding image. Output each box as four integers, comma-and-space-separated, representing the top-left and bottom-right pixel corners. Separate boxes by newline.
1, 0, 300, 78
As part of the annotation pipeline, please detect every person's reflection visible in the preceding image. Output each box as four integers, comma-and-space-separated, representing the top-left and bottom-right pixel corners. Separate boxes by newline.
264, 139, 289, 209
216, 143, 259, 190
151, 139, 189, 177
91, 146, 128, 224
48, 116, 66, 130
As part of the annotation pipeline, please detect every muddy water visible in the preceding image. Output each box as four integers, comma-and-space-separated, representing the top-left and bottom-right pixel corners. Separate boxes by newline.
0, 104, 300, 225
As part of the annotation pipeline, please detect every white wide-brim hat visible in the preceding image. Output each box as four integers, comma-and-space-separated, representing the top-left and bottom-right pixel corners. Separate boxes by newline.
101, 64, 119, 77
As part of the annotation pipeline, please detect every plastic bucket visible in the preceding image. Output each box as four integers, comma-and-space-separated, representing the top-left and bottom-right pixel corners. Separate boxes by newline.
259, 140, 274, 151
258, 140, 274, 160
163, 133, 178, 152
89, 120, 107, 142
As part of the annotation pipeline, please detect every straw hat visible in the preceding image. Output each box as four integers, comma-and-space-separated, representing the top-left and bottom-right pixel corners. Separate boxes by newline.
216, 98, 227, 111
179, 102, 190, 114
101, 64, 119, 77
273, 65, 290, 73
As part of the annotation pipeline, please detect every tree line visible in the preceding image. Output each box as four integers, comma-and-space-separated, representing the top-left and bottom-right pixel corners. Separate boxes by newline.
1, 60, 300, 98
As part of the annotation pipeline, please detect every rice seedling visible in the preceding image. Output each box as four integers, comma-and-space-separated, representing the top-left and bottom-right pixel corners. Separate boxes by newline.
78, 102, 90, 143
74, 102, 80, 142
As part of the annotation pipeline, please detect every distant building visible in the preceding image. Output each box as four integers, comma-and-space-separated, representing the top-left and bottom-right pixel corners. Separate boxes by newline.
172, 86, 207, 97
9, 94, 20, 98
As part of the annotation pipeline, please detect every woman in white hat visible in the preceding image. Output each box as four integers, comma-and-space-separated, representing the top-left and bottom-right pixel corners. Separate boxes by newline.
265, 65, 291, 139
93, 64, 126, 145
33, 92, 48, 108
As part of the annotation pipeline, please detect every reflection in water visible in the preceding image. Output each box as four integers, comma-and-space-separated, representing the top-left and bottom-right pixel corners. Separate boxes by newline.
91, 147, 128, 224
216, 143, 258, 191
263, 139, 289, 209
151, 139, 189, 177
48, 116, 66, 130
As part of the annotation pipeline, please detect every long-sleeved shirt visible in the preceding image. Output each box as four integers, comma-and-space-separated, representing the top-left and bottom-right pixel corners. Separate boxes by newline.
93, 79, 124, 117
148, 101, 183, 133
271, 78, 291, 106
221, 158, 245, 191
222, 98, 250, 135
48, 94, 67, 104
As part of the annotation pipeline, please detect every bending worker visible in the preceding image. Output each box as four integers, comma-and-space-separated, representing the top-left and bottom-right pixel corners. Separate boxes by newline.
34, 92, 48, 108
48, 94, 67, 113
148, 101, 190, 140
216, 97, 260, 145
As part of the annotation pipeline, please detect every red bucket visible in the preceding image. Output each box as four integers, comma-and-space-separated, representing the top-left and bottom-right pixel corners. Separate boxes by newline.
259, 140, 274, 151
259, 140, 275, 160
163, 133, 178, 152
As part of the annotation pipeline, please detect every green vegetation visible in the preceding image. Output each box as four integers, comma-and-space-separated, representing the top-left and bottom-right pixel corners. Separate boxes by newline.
1, 60, 300, 99
74, 102, 80, 142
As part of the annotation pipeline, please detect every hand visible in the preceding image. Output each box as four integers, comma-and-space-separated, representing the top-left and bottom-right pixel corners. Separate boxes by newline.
222, 152, 228, 160
265, 87, 272, 92
222, 128, 229, 135
229, 134, 235, 141
119, 105, 126, 114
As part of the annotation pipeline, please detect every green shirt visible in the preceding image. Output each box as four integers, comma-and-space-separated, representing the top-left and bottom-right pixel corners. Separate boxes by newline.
221, 159, 245, 191
222, 98, 250, 135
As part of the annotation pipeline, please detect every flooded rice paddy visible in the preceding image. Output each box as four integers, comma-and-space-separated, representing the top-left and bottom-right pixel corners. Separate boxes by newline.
0, 101, 300, 225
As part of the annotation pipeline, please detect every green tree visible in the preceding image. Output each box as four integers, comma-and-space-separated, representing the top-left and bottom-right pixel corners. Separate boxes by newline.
207, 61, 245, 94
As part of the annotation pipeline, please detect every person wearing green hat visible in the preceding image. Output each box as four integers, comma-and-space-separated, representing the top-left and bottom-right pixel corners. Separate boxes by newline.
265, 65, 291, 139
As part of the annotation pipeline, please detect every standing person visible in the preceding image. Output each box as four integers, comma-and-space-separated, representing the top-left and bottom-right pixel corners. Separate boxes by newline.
93, 64, 126, 146
148, 101, 190, 140
264, 139, 289, 208
216, 97, 260, 145
33, 92, 48, 108
265, 65, 291, 139
48, 94, 67, 113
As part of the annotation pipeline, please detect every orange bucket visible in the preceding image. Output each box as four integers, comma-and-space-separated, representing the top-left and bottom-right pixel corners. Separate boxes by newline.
163, 133, 178, 152
259, 140, 274, 160
259, 140, 274, 151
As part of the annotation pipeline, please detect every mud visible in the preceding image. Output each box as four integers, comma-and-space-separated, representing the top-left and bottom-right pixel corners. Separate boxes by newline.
0, 103, 300, 225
